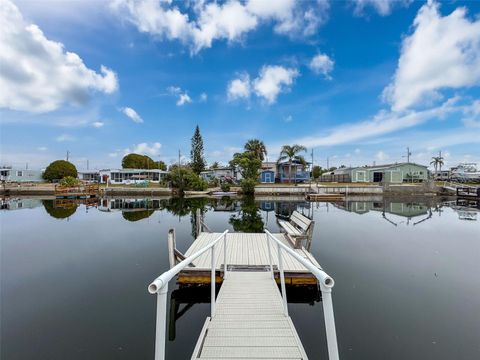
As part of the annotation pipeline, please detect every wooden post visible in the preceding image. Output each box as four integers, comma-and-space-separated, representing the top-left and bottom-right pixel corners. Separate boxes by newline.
167, 229, 176, 269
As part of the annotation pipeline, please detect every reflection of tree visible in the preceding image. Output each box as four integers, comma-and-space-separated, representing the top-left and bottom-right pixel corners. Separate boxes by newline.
163, 197, 210, 217
42, 200, 78, 219
122, 210, 155, 222
229, 196, 264, 233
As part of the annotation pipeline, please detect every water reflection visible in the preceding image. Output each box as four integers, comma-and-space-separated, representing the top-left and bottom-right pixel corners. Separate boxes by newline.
42, 200, 79, 219
228, 196, 264, 233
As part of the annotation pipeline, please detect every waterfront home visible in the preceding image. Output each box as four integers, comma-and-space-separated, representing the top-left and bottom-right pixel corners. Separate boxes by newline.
200, 167, 241, 182
276, 159, 311, 183
78, 170, 100, 183
327, 162, 428, 183
99, 169, 168, 184
0, 167, 43, 182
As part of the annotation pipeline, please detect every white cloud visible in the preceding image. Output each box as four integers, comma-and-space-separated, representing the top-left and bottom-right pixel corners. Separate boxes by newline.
462, 99, 480, 128
383, 1, 480, 112
253, 65, 299, 104
92, 121, 104, 128
284, 115, 293, 123
309, 53, 334, 78
176, 93, 192, 106
120, 107, 143, 123
56, 134, 75, 142
0, 0, 118, 113
227, 73, 251, 101
352, 0, 412, 17
112, 0, 330, 54
124, 142, 162, 157
199, 92, 208, 102
375, 150, 389, 161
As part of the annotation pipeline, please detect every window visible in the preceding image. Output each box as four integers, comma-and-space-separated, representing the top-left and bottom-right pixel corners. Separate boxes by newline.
16, 171, 23, 177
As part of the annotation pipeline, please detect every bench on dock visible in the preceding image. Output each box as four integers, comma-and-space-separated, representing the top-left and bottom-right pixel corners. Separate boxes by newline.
278, 211, 314, 248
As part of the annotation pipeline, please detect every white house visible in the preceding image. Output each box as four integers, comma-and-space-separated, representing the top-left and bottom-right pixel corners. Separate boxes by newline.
99, 169, 168, 184
0, 167, 43, 182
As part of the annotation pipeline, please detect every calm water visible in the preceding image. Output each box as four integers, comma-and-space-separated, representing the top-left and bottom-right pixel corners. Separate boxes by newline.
1, 196, 479, 360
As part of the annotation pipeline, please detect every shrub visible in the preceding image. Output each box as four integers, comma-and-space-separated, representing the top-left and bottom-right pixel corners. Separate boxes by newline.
43, 160, 77, 182
59, 176, 80, 187
221, 182, 231, 192
240, 178, 256, 195
166, 166, 208, 193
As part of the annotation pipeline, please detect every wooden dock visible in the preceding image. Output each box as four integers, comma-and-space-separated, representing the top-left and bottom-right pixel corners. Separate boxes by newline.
191, 271, 309, 359
178, 232, 321, 285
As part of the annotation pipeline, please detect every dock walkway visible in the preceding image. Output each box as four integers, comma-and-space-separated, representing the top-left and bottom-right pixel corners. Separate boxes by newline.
191, 271, 308, 359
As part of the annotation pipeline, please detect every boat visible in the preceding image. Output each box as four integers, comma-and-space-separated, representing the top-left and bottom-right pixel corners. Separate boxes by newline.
210, 191, 237, 197
451, 163, 480, 182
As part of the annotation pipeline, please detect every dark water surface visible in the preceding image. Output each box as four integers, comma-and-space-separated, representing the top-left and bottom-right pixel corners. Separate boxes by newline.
1, 196, 479, 360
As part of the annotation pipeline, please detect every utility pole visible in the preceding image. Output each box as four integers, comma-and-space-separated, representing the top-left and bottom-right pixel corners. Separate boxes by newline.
66, 150, 70, 162
26, 162, 28, 170
87, 159, 89, 170
326, 156, 329, 170
403, 147, 411, 163
178, 149, 181, 167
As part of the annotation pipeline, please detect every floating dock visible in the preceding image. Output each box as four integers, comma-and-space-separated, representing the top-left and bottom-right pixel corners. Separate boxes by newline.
177, 232, 321, 285
191, 271, 308, 359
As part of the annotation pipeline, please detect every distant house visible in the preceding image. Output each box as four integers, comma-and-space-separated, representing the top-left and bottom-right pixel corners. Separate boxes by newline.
99, 169, 168, 184
329, 162, 428, 183
200, 167, 241, 182
78, 170, 100, 183
276, 159, 311, 183
0, 167, 43, 182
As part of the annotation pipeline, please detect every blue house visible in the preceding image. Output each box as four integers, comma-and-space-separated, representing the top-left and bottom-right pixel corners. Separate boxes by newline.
260, 170, 275, 183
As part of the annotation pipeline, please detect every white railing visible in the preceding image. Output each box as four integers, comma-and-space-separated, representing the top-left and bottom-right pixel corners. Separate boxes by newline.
148, 230, 229, 360
265, 229, 339, 360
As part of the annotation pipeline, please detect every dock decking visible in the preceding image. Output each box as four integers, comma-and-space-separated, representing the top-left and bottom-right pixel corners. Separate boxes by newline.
191, 271, 308, 359
179, 232, 320, 284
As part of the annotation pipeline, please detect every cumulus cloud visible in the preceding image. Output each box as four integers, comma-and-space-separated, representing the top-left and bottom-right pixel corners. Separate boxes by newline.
383, 1, 480, 112
462, 100, 480, 128
352, 0, 412, 17
167, 86, 192, 106
124, 142, 162, 157
309, 53, 334, 78
111, 0, 329, 54
253, 65, 299, 104
92, 121, 104, 128
199, 92, 208, 102
176, 93, 192, 106
228, 66, 298, 104
227, 73, 251, 101
0, 0, 118, 113
120, 107, 143, 123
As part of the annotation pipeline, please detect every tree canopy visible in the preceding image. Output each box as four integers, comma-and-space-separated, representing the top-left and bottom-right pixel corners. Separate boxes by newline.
122, 153, 166, 170
190, 125, 206, 174
244, 139, 267, 161
43, 160, 77, 181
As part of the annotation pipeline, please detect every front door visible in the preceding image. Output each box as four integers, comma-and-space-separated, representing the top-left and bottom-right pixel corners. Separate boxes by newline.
373, 172, 383, 182
264, 172, 271, 183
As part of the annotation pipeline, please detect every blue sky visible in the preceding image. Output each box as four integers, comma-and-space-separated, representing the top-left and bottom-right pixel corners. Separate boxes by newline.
1, 0, 479, 170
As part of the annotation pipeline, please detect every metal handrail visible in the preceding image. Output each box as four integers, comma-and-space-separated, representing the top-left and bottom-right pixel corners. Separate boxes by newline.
265, 229, 339, 360
148, 230, 229, 360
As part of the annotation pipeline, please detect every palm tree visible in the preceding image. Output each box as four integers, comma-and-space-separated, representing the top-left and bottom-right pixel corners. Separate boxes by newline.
430, 156, 444, 178
277, 144, 307, 183
244, 139, 267, 161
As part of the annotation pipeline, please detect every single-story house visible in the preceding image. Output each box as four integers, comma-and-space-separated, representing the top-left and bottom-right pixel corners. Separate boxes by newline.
200, 167, 241, 182
99, 169, 168, 184
78, 170, 100, 183
0, 167, 43, 182
330, 162, 428, 183
259, 162, 277, 183
276, 159, 311, 183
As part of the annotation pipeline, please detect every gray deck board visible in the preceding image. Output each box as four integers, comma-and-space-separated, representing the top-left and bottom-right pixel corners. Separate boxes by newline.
191, 271, 308, 359
183, 232, 320, 273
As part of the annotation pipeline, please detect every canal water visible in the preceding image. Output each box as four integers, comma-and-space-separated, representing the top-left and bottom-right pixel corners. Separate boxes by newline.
1, 196, 479, 360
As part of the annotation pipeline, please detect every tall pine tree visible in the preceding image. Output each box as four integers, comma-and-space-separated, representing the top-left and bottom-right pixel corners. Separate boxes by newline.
190, 125, 206, 174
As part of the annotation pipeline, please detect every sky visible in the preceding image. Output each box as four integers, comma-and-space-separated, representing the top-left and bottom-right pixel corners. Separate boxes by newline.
0, 0, 479, 171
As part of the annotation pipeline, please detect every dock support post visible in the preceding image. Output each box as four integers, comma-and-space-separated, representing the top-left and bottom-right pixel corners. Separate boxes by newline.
223, 232, 227, 279
277, 243, 288, 316
167, 229, 176, 269
154, 283, 169, 360
211, 246, 216, 318
321, 287, 339, 360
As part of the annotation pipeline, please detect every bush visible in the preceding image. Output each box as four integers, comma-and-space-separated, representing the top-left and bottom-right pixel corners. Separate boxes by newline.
43, 160, 77, 182
208, 177, 219, 187
59, 176, 80, 187
221, 182, 231, 192
240, 178, 256, 195
166, 166, 208, 193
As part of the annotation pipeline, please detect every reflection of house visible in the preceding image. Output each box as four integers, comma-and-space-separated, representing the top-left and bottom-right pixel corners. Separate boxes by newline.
212, 200, 241, 212
337, 201, 429, 218
0, 198, 43, 210
98, 198, 163, 212
78, 170, 100, 182
200, 167, 241, 182
99, 169, 168, 184
329, 163, 428, 183
0, 167, 43, 182
276, 160, 311, 183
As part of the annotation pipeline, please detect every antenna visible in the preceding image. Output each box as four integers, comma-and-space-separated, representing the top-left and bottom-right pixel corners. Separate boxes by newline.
402, 147, 411, 163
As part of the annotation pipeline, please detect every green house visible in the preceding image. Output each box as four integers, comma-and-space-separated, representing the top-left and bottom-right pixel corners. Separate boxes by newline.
334, 162, 428, 183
